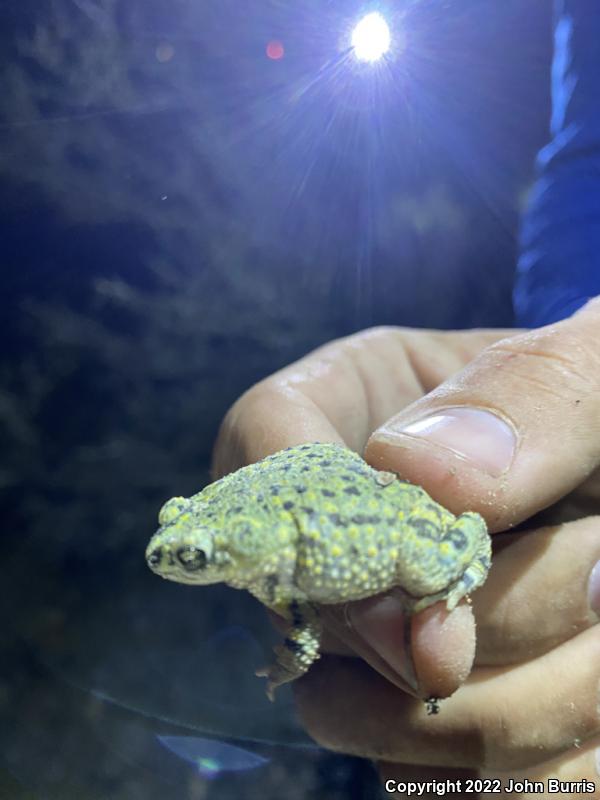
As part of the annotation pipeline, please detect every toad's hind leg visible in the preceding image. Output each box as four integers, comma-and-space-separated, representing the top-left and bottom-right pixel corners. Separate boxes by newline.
256, 600, 322, 701
402, 510, 492, 613
444, 511, 492, 611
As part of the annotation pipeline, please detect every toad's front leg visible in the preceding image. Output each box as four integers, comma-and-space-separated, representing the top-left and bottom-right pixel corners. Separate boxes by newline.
256, 600, 322, 701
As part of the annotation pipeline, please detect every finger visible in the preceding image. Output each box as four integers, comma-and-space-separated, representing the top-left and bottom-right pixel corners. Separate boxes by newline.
212, 327, 513, 478
320, 600, 477, 700
294, 624, 600, 771
211, 377, 345, 479
367, 298, 600, 531
474, 516, 600, 665
208, 327, 513, 705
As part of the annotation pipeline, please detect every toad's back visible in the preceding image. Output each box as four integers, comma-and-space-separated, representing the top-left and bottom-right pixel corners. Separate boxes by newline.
208, 442, 478, 606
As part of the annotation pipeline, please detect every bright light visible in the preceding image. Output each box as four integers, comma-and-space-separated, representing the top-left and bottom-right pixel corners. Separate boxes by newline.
351, 12, 391, 63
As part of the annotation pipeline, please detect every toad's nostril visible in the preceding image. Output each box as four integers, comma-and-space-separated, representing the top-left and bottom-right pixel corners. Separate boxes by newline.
147, 548, 162, 568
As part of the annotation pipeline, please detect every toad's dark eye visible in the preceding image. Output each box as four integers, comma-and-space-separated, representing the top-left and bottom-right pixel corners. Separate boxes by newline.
176, 545, 207, 571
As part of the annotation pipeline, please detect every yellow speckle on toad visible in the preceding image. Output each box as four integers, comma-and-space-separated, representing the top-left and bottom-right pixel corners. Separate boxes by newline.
145, 441, 491, 700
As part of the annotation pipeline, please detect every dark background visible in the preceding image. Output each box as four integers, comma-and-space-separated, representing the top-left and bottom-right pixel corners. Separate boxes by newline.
1, 1, 552, 797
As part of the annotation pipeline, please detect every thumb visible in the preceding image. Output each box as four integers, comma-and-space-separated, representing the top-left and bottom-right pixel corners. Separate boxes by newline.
366, 298, 600, 532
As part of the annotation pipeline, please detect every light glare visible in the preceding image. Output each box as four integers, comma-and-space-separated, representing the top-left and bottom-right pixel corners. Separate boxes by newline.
351, 12, 391, 63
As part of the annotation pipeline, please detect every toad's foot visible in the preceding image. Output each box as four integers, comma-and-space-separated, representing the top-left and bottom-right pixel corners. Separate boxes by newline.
256, 602, 322, 701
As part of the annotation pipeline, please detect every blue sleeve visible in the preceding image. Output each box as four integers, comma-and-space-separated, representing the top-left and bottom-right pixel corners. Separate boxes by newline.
514, 0, 600, 327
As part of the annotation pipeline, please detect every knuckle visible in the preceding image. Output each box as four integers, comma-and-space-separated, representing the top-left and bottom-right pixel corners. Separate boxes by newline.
486, 329, 600, 397
211, 385, 269, 478
343, 325, 401, 346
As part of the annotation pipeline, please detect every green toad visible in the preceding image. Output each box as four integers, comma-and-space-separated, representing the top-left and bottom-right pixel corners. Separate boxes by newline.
145, 442, 491, 699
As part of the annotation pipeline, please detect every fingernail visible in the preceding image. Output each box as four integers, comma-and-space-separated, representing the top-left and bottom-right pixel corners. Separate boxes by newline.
380, 406, 517, 478
348, 595, 420, 695
588, 560, 600, 619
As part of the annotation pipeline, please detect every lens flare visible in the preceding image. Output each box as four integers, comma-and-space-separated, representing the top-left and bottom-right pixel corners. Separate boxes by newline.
266, 40, 284, 60
157, 735, 269, 779
351, 12, 391, 63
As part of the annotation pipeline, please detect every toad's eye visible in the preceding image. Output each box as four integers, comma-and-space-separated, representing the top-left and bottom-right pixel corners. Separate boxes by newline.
176, 545, 207, 571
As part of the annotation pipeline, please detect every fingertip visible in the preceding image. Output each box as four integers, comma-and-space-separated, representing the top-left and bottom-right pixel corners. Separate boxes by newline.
342, 595, 475, 700
293, 604, 477, 754
411, 602, 477, 699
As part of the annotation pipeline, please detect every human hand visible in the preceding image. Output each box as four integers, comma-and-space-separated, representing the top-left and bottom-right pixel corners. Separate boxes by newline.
212, 299, 600, 791
213, 324, 510, 699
